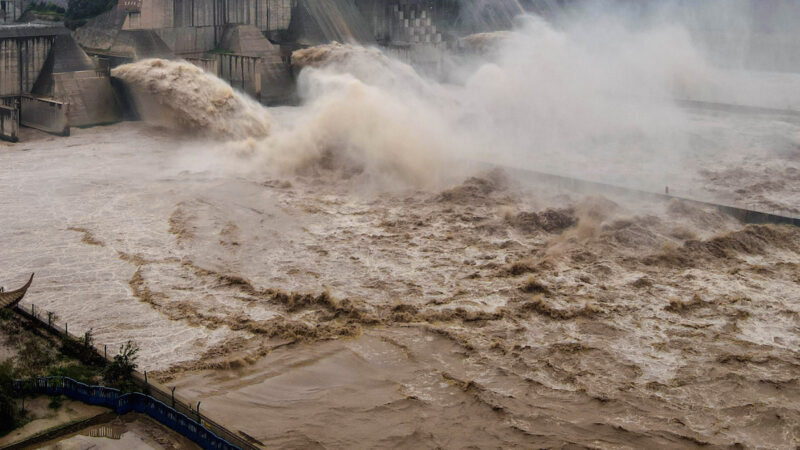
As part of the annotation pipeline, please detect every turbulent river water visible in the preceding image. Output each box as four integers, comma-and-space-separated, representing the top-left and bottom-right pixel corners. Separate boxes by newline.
4, 15, 800, 445
1, 103, 799, 447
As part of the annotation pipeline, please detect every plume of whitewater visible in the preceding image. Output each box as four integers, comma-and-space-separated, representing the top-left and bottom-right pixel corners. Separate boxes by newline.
111, 59, 271, 139
291, 42, 436, 96
108, 11, 714, 191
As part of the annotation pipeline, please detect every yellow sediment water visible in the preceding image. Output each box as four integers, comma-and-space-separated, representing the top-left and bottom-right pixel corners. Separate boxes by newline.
111, 59, 271, 139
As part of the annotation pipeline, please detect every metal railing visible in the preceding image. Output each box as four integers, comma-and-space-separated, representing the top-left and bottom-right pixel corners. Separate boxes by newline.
12, 304, 261, 450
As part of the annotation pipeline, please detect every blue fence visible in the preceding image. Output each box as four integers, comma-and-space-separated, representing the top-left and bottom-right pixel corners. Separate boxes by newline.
10, 304, 259, 450
14, 377, 240, 450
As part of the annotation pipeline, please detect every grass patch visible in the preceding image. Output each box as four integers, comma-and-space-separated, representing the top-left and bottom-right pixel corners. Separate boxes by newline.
47, 363, 102, 385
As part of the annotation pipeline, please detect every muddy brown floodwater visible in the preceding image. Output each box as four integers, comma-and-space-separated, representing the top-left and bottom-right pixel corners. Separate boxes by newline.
0, 113, 799, 448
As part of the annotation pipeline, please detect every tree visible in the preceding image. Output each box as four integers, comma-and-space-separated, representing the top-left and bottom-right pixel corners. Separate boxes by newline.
102, 341, 139, 390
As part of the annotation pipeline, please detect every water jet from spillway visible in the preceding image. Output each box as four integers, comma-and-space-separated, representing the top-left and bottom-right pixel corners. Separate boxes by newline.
111, 59, 271, 139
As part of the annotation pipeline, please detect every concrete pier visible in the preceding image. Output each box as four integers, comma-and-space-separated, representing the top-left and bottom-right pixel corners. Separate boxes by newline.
0, 25, 121, 139
0, 102, 18, 141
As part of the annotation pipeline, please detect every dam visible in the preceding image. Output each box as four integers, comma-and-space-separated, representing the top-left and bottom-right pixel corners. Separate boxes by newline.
3, 0, 800, 141
0, 0, 493, 140
1, 1, 800, 448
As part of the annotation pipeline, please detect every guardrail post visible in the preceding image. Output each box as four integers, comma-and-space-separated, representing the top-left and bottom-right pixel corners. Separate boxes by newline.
104, 344, 107, 359
197, 401, 201, 422
171, 386, 175, 408
31, 304, 34, 316
65, 323, 68, 335
144, 371, 148, 385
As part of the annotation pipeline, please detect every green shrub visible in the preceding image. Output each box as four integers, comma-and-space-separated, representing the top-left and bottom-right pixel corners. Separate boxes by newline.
102, 341, 139, 391
59, 330, 103, 365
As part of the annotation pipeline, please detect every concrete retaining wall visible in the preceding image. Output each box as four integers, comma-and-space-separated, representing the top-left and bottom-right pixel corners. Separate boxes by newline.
20, 96, 69, 136
0, 103, 19, 142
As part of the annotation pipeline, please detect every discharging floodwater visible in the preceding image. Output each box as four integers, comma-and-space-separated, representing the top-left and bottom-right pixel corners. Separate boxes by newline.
1, 111, 799, 447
